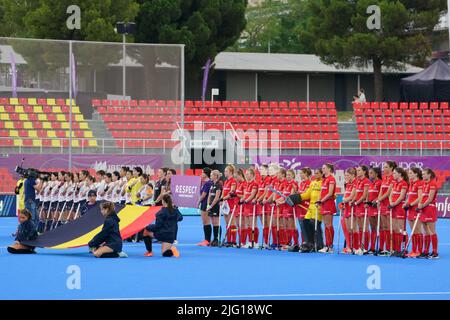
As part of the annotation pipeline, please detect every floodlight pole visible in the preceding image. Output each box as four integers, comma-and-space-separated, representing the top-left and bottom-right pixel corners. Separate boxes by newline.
181, 45, 185, 175
122, 33, 126, 99
69, 40, 73, 170
448, 0, 450, 55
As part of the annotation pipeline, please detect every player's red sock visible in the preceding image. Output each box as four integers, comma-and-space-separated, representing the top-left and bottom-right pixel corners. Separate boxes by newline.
358, 231, 363, 249
293, 229, 299, 245
411, 234, 417, 253
370, 231, 377, 251
240, 227, 247, 244
363, 231, 370, 250
418, 233, 424, 254
254, 227, 259, 244
385, 231, 391, 251
329, 226, 334, 246
324, 227, 330, 247
379, 230, 385, 251
281, 229, 288, 245
227, 225, 233, 243
344, 228, 351, 249
263, 227, 269, 244
431, 234, 438, 254
271, 226, 278, 245
424, 235, 431, 254
353, 232, 360, 250
247, 227, 254, 243
396, 232, 402, 251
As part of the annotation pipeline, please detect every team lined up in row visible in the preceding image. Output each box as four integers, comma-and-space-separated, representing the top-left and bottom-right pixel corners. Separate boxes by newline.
28, 167, 176, 232
198, 162, 439, 259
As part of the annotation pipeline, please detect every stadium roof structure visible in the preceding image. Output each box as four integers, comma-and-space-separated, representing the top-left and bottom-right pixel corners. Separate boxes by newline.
214, 52, 423, 75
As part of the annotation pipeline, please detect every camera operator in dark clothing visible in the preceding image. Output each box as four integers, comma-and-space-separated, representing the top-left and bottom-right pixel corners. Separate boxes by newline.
24, 171, 40, 228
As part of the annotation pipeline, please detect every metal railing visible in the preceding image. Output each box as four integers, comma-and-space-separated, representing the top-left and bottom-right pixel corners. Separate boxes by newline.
0, 137, 448, 156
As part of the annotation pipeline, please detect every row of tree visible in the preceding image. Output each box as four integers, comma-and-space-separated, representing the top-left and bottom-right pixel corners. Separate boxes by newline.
0, 0, 247, 76
232, 0, 447, 101
0, 0, 447, 99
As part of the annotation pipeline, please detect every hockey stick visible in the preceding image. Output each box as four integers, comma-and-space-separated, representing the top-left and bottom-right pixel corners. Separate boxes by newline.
314, 205, 319, 252
401, 211, 421, 258
336, 207, 343, 255
251, 204, 256, 248
389, 208, 394, 256
260, 204, 265, 249
267, 204, 275, 249
361, 207, 368, 252
220, 204, 236, 247
238, 204, 243, 248
374, 206, 381, 256
350, 205, 355, 254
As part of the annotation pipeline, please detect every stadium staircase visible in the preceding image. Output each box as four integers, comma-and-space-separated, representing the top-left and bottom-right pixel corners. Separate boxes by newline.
338, 121, 360, 155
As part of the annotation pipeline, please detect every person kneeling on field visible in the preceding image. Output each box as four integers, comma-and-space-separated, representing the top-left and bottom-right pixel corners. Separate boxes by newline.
7, 209, 38, 254
143, 194, 183, 257
88, 202, 127, 258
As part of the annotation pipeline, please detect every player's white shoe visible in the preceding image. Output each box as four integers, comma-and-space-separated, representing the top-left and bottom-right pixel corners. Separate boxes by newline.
318, 246, 329, 253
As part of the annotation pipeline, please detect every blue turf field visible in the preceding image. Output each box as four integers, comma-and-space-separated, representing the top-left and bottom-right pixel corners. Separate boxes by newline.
1, 215, 450, 300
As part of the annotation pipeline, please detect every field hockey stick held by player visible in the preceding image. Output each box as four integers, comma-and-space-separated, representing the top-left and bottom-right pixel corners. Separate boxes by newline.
402, 207, 408, 253
314, 205, 319, 252
217, 201, 223, 247
401, 211, 421, 258
361, 207, 368, 252
336, 207, 342, 255
238, 204, 243, 249
389, 208, 394, 257
350, 205, 354, 254
251, 204, 256, 248
260, 204, 265, 249
267, 204, 275, 250
375, 206, 381, 256
221, 204, 236, 247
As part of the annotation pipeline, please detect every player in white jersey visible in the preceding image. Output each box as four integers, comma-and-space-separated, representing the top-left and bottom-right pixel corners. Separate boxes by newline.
136, 174, 154, 206
107, 171, 121, 203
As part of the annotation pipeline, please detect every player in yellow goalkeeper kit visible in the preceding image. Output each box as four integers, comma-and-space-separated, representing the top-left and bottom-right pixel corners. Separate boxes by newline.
289, 168, 325, 252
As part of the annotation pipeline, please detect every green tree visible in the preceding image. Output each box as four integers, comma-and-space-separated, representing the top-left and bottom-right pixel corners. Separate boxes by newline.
230, 0, 311, 54
134, 0, 247, 76
0, 0, 139, 41
301, 0, 446, 101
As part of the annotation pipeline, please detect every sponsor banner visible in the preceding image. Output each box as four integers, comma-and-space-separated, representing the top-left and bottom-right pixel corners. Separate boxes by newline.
171, 175, 201, 208
0, 154, 164, 177
0, 194, 16, 217
437, 195, 450, 218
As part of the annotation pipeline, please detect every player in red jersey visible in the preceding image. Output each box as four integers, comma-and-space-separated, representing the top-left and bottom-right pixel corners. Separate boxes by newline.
352, 165, 370, 255
389, 167, 409, 257
403, 168, 423, 258
255, 164, 272, 249
293, 167, 312, 251
221, 165, 238, 247
374, 161, 397, 255
341, 168, 356, 254
241, 168, 258, 248
317, 163, 337, 253
418, 168, 439, 259
276, 169, 298, 250
271, 168, 288, 249
366, 166, 382, 254
262, 163, 280, 248
234, 169, 247, 247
